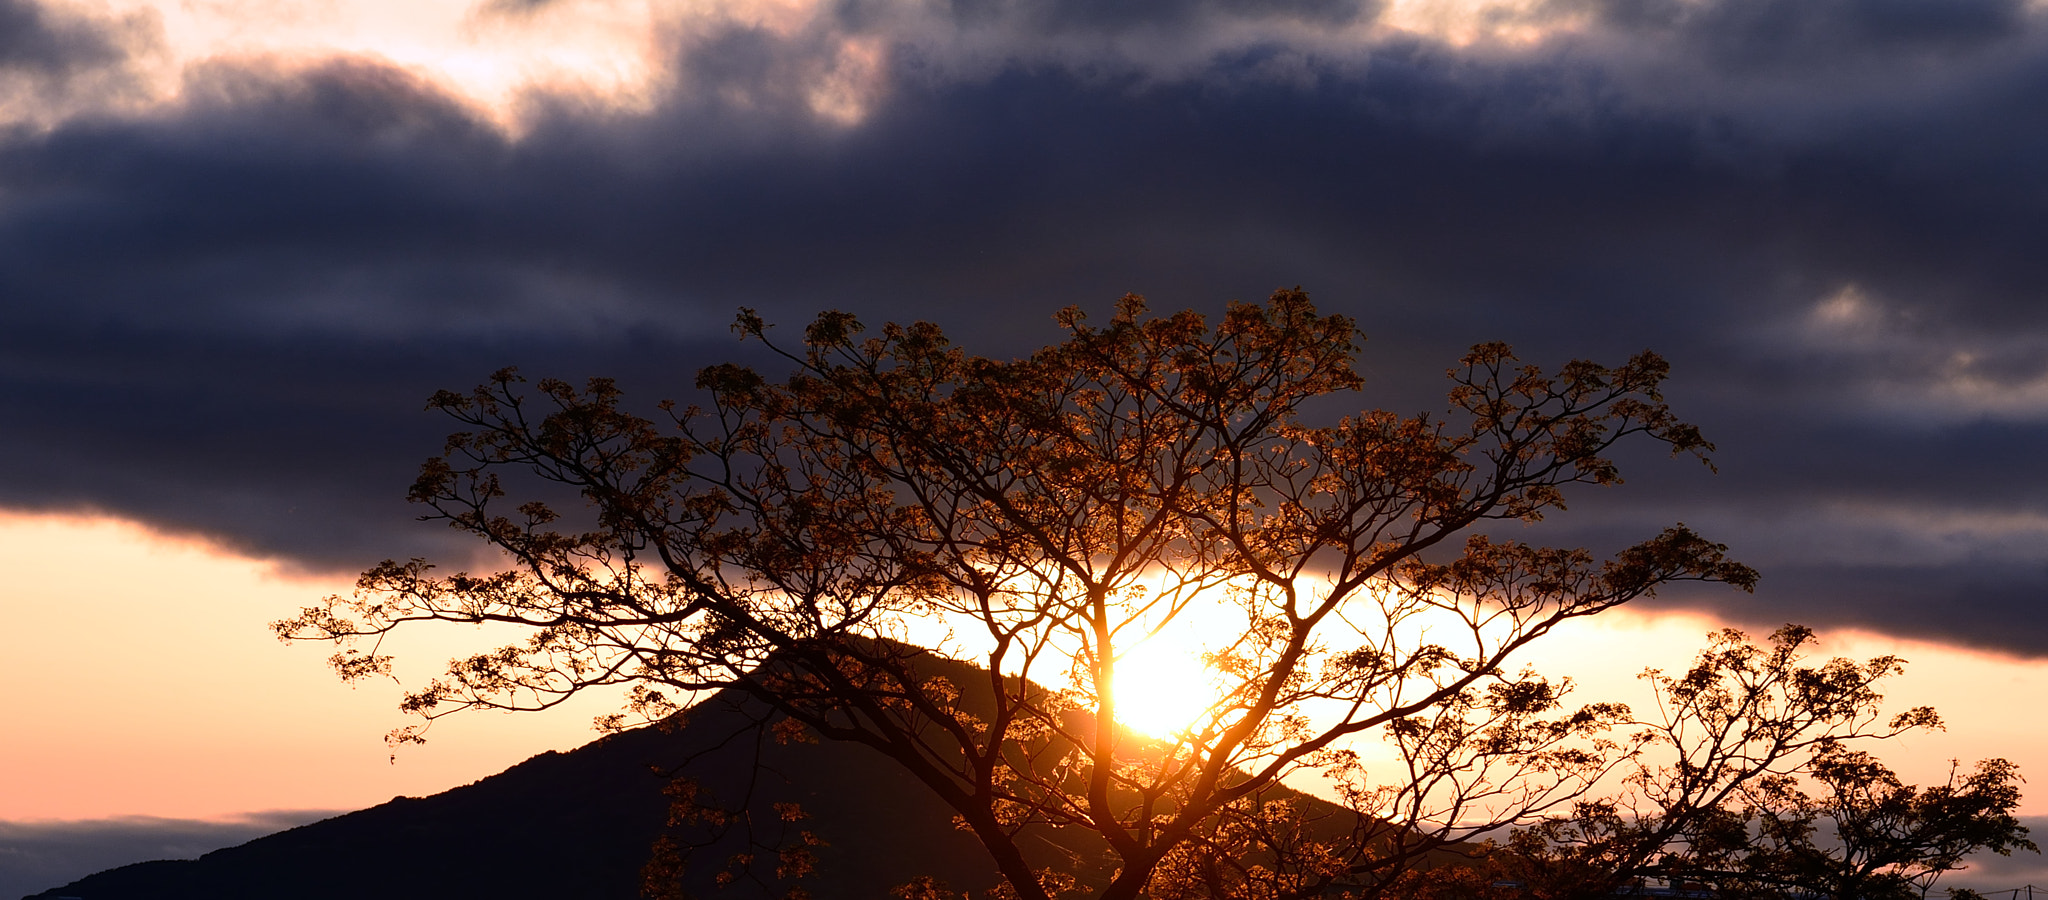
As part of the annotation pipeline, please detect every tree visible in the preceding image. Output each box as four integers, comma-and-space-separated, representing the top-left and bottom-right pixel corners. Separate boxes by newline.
1739, 745, 2033, 899
278, 289, 1758, 899
1427, 626, 2033, 900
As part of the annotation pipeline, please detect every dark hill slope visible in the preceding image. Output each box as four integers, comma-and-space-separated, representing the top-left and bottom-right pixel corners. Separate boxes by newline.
26, 687, 1021, 900
26, 651, 1353, 899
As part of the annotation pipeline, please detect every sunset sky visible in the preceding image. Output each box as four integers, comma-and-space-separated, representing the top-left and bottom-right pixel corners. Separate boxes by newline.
6, 0, 2048, 892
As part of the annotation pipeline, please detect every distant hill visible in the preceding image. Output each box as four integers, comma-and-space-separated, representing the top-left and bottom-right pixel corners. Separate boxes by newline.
23, 652, 1344, 899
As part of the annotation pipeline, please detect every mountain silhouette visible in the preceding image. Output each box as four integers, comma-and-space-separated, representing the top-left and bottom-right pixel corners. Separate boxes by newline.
30, 649, 1318, 899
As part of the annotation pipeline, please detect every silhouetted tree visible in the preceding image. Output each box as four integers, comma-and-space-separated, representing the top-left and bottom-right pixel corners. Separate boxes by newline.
1736, 746, 2033, 899
279, 290, 1757, 899
1410, 626, 2033, 900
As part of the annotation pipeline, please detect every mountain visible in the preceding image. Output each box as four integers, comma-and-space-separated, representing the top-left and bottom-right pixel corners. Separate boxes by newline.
22, 652, 1343, 899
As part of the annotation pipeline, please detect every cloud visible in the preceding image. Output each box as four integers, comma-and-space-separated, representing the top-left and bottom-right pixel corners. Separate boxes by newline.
473, 0, 563, 17
2, 0, 2048, 652
0, 0, 135, 78
0, 0, 158, 126
1732, 284, 2048, 423
1950, 817, 2048, 893
1558, 0, 2031, 63
0, 812, 335, 900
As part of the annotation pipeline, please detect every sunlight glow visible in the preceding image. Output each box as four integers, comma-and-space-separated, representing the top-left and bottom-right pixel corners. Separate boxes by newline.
1113, 636, 1224, 738
32, 0, 911, 132
19, 0, 1647, 134
45, 0, 671, 131
1375, 0, 1590, 48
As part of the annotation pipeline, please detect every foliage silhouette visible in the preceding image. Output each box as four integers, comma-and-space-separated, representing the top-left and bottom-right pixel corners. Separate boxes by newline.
1403, 626, 2033, 900
280, 289, 1760, 899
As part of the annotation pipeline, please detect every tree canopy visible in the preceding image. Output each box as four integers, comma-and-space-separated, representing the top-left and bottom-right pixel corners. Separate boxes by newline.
1409, 624, 2033, 900
282, 290, 1838, 899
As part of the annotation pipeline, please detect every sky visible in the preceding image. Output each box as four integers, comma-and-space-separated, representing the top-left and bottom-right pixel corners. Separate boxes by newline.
5, 0, 2048, 892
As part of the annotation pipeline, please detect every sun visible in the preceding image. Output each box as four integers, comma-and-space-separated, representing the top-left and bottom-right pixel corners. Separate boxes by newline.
1112, 637, 1225, 738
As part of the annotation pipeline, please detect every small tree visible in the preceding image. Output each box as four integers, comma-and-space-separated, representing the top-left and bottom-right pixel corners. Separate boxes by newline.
279, 290, 1756, 899
1446, 626, 2032, 900
1741, 746, 2034, 899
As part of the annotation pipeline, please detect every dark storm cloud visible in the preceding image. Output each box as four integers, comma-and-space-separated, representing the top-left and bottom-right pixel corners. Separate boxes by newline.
831, 0, 1373, 36
4, 0, 2048, 649
474, 0, 562, 16
0, 0, 125, 76
0, 0, 154, 115
1561, 0, 2030, 64
0, 812, 333, 900
1530, 411, 2048, 654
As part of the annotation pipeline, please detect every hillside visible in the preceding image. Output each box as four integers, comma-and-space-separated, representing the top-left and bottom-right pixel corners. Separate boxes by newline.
27, 650, 1335, 899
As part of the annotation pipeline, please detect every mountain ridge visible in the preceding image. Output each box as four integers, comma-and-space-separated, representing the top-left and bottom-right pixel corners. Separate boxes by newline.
24, 650, 1350, 899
